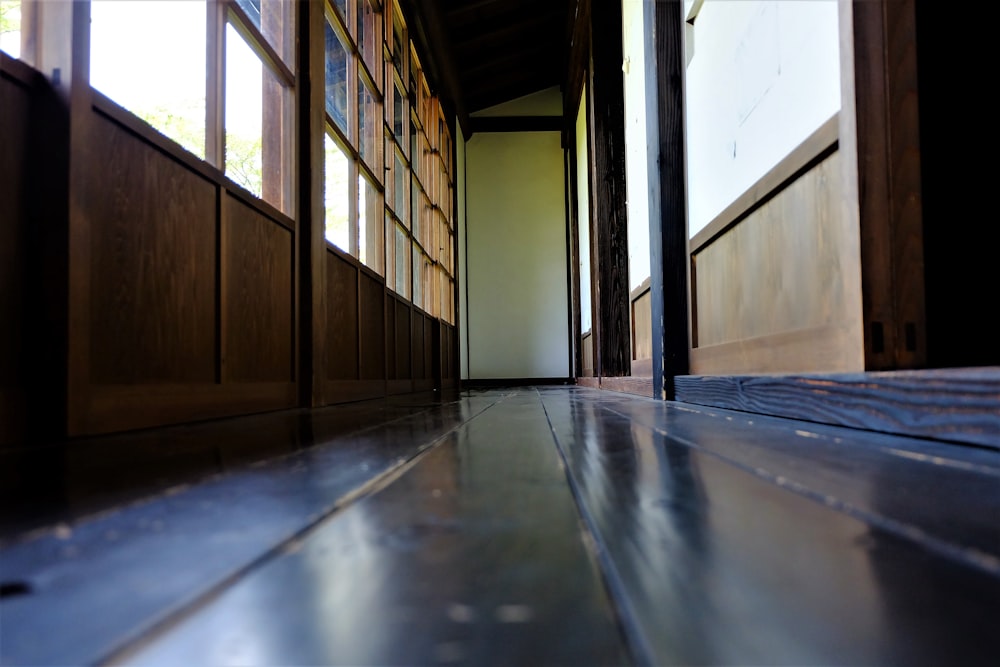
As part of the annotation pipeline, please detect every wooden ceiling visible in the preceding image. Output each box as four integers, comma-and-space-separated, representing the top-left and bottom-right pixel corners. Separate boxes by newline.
407, 0, 576, 130
441, 0, 572, 113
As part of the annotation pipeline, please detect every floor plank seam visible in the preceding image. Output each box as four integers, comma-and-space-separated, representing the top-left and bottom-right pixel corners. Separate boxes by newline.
597, 404, 1000, 578
94, 393, 514, 665
535, 389, 652, 667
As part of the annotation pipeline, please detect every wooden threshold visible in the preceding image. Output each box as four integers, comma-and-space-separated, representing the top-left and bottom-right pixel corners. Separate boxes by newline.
675, 367, 1000, 450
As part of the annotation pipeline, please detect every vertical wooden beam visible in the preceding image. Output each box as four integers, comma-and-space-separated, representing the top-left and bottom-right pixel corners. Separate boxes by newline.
588, 0, 630, 378
300, 0, 327, 406
649, 0, 689, 398
29, 0, 93, 435
848, 0, 925, 370
206, 0, 226, 169
17, 2, 75, 439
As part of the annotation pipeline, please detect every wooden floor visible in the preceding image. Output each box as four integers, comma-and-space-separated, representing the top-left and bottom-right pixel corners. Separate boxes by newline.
1, 387, 999, 666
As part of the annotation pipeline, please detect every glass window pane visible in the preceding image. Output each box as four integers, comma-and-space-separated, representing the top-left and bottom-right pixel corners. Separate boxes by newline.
421, 191, 433, 252
392, 7, 405, 74
359, 75, 378, 171
332, 0, 347, 23
410, 177, 420, 245
325, 135, 350, 252
385, 212, 396, 292
0, 0, 21, 58
384, 135, 394, 209
357, 0, 380, 88
395, 224, 410, 298
234, 0, 293, 66
394, 151, 407, 225
91, 0, 206, 159
225, 24, 264, 198
325, 19, 350, 136
409, 117, 419, 182
358, 173, 382, 273
412, 247, 422, 311
393, 80, 405, 146
423, 254, 432, 313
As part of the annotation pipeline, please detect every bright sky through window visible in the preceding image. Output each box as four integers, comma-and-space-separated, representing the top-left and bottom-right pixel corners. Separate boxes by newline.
91, 0, 207, 158
0, 0, 21, 58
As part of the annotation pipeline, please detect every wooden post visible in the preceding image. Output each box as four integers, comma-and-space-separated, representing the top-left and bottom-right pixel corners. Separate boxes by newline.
649, 0, 690, 398
300, 0, 327, 406
846, 0, 926, 370
588, 0, 630, 378
25, 0, 92, 435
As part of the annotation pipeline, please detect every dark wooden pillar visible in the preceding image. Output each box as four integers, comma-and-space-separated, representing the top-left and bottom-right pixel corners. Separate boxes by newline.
649, 0, 689, 399
588, 0, 630, 378
300, 0, 327, 406
848, 0, 925, 371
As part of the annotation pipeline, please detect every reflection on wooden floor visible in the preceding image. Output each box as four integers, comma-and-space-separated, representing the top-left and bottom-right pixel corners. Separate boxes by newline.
2, 387, 999, 666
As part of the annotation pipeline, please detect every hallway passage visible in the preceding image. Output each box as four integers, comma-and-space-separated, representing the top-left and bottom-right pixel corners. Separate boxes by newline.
2, 387, 999, 665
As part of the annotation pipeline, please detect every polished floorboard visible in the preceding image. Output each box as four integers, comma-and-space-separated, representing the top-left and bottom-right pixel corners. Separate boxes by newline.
1, 387, 999, 666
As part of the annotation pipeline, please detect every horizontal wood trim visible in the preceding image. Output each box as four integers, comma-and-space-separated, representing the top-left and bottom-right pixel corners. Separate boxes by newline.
576, 377, 601, 389
84, 383, 298, 435
324, 380, 387, 404
0, 52, 41, 85
324, 244, 387, 286
691, 113, 840, 253
629, 276, 651, 302
226, 1, 295, 87
599, 376, 654, 399
675, 367, 1000, 450
469, 116, 563, 134
690, 324, 857, 376
91, 91, 296, 231
462, 377, 574, 389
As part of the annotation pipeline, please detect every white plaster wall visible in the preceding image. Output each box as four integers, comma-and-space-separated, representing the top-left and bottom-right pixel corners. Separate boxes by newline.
465, 131, 569, 379
685, 0, 841, 237
622, 0, 651, 292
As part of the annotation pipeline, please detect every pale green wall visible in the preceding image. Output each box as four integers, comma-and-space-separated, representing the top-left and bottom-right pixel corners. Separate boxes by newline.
470, 87, 562, 118
464, 130, 569, 379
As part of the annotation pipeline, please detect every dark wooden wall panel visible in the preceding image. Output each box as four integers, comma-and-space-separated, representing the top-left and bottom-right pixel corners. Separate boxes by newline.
423, 317, 434, 380
412, 312, 425, 380
440, 326, 452, 380
359, 272, 386, 380
224, 196, 295, 382
0, 71, 30, 444
385, 297, 397, 380
88, 114, 217, 385
631, 289, 652, 363
444, 324, 457, 380
326, 251, 359, 380
396, 300, 411, 379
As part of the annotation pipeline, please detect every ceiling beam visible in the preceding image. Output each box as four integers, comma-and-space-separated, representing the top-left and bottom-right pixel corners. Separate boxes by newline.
407, 0, 472, 138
